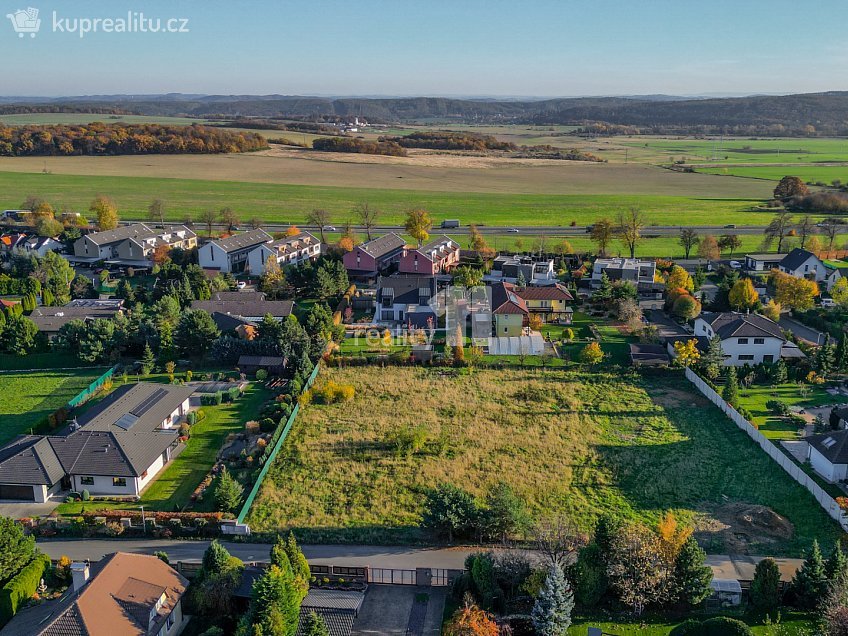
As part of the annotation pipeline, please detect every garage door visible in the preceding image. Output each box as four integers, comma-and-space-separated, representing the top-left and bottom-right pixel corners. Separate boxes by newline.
0, 484, 34, 501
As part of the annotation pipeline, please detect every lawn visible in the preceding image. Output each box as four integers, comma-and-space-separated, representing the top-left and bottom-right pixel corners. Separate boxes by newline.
567, 610, 816, 635
736, 383, 835, 442
700, 165, 848, 183
0, 367, 108, 445
246, 366, 842, 554
55, 382, 270, 515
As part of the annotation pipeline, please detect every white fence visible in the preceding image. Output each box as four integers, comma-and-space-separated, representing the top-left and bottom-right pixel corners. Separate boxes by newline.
685, 367, 848, 531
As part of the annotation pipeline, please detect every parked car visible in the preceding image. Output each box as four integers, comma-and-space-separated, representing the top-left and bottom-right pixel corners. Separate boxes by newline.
729, 260, 742, 269
821, 298, 836, 308
237, 281, 248, 290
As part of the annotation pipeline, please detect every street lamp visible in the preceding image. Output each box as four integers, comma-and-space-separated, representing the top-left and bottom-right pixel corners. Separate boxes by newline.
141, 505, 146, 534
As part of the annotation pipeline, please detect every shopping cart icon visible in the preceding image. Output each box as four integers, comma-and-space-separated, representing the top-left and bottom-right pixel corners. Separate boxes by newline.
6, 7, 41, 38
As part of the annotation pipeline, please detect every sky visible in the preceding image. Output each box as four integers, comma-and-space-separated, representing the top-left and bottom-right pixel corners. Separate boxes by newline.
1, 0, 847, 97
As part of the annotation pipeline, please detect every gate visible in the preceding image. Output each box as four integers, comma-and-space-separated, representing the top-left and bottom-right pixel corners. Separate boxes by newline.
431, 569, 450, 586
368, 568, 416, 585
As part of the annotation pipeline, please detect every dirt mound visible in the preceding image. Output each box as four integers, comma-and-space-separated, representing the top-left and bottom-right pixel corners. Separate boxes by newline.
695, 503, 794, 554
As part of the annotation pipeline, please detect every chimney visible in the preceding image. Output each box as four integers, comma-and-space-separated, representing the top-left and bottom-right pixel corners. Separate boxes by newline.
70, 562, 90, 592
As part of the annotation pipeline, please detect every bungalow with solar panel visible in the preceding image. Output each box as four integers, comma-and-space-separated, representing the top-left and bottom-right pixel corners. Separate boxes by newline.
0, 383, 195, 501
807, 430, 848, 482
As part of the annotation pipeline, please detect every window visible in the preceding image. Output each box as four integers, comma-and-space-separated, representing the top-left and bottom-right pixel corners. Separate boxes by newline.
738, 338, 749, 344
754, 338, 764, 344
80, 476, 94, 486
738, 354, 754, 361
113, 477, 127, 487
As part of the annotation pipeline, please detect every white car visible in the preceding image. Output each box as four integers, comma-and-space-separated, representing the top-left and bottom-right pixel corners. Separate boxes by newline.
236, 281, 247, 290
323, 225, 337, 232
821, 298, 836, 308
729, 260, 742, 269
508, 228, 520, 233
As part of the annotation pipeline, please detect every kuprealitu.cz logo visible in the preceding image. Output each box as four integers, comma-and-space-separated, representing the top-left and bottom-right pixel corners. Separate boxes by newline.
6, 6, 190, 39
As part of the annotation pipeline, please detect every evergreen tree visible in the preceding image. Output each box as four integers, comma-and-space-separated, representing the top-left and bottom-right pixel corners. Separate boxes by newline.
243, 563, 306, 636
815, 337, 836, 378
483, 481, 529, 542
139, 343, 155, 375
116, 279, 135, 304
701, 335, 724, 381
771, 359, 788, 385
215, 466, 244, 513
284, 532, 311, 594
722, 365, 739, 407
671, 536, 712, 607
836, 333, 848, 375
531, 562, 574, 636
301, 612, 329, 636
791, 540, 829, 609
750, 557, 781, 610
826, 541, 848, 581
202, 540, 231, 577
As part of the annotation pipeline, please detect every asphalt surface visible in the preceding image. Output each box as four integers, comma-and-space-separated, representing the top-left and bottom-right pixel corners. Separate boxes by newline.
779, 316, 827, 345
36, 540, 481, 568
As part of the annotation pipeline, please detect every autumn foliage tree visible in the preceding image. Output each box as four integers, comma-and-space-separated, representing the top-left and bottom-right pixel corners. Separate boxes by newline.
444, 601, 499, 636
770, 269, 819, 310
405, 208, 433, 247
728, 278, 759, 311
774, 175, 809, 200
697, 234, 720, 260
90, 195, 119, 230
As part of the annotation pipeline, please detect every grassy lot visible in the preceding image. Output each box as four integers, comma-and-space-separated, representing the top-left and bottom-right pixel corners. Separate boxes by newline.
55, 382, 270, 515
701, 164, 848, 183
0, 352, 92, 370
246, 366, 842, 554
0, 368, 108, 445
0, 170, 776, 227
567, 610, 816, 635
737, 383, 836, 441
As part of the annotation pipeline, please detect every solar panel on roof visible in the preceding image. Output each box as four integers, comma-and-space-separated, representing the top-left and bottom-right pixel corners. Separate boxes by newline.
131, 388, 168, 417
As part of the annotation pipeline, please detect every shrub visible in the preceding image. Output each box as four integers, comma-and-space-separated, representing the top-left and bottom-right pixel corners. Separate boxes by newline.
696, 617, 752, 635
259, 418, 276, 433
765, 399, 791, 416
256, 369, 268, 381
81, 489, 90, 501
0, 554, 51, 624
187, 412, 197, 426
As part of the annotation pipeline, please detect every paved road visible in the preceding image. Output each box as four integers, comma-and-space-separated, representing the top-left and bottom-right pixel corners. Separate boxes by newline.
37, 540, 481, 569
779, 316, 827, 346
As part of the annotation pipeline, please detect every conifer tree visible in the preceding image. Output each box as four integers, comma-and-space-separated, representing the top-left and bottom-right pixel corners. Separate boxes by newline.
531, 562, 574, 636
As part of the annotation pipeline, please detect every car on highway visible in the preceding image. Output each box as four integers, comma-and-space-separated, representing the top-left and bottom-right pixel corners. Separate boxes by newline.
724, 224, 737, 229
323, 225, 337, 232
508, 228, 520, 233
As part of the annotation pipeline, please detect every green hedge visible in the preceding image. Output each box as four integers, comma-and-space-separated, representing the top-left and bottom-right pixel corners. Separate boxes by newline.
0, 553, 51, 625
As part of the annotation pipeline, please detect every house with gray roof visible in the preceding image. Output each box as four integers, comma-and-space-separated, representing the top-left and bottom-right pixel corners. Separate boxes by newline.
197, 229, 272, 273
0, 383, 194, 501
191, 297, 294, 327
247, 231, 322, 275
29, 301, 124, 339
343, 233, 406, 279
807, 429, 848, 482
71, 223, 196, 266
778, 248, 827, 282
687, 311, 802, 366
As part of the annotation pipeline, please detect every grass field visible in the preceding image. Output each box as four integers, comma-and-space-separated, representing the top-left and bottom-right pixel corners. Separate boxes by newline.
0, 368, 107, 445
737, 383, 835, 442
0, 170, 776, 228
566, 611, 815, 635
700, 165, 848, 183
246, 366, 842, 553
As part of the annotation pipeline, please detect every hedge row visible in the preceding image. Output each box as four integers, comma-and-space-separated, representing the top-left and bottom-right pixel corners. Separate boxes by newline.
0, 553, 51, 625
333, 284, 357, 325
82, 510, 227, 523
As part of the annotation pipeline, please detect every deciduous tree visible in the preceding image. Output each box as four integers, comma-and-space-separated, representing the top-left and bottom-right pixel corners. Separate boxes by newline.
590, 218, 614, 256
579, 341, 604, 365
405, 208, 433, 247
90, 195, 119, 230
678, 228, 699, 259
728, 278, 758, 311
355, 202, 379, 241
673, 339, 700, 367
697, 234, 720, 260
763, 212, 794, 253
774, 175, 809, 199
306, 209, 331, 243
0, 516, 36, 582
616, 208, 645, 258
148, 199, 166, 224
718, 234, 742, 257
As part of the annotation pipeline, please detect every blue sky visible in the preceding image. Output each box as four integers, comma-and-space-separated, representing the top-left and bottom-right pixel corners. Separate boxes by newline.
2, 0, 847, 97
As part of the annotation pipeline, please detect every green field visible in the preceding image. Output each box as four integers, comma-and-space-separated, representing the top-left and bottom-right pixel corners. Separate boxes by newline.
0, 171, 772, 227
0, 368, 107, 445
701, 165, 848, 183
620, 136, 848, 165
566, 611, 815, 635
246, 366, 842, 554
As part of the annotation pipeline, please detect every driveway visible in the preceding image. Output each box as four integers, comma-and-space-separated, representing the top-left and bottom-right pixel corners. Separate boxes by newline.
779, 316, 826, 345
352, 585, 446, 636
0, 500, 60, 519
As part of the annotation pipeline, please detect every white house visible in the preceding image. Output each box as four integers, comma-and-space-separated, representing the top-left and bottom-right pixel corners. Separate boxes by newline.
591, 258, 657, 286
807, 430, 848, 482
692, 312, 788, 366
21, 236, 63, 257
246, 231, 321, 276
0, 383, 195, 500
198, 229, 272, 273
778, 248, 827, 282
486, 256, 557, 286
744, 253, 783, 272
71, 223, 197, 266
826, 266, 848, 292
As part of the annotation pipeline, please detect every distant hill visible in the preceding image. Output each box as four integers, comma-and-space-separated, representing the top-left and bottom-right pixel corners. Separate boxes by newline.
2, 91, 847, 135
